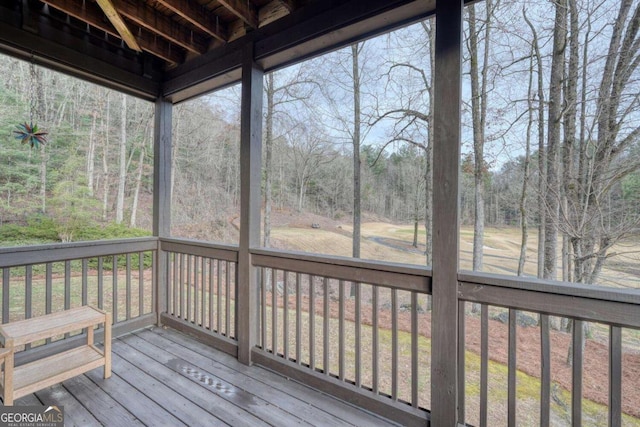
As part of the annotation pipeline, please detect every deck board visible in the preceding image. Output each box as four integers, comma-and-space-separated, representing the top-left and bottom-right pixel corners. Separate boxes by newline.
7, 327, 397, 427
153, 327, 398, 427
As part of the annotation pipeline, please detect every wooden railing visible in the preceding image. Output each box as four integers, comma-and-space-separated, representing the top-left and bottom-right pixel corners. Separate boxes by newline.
159, 238, 239, 356
458, 272, 640, 427
0, 238, 157, 358
250, 248, 432, 426
3, 237, 639, 426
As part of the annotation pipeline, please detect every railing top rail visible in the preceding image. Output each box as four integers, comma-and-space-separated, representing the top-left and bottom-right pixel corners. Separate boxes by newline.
0, 237, 158, 269
160, 238, 239, 262
159, 237, 238, 253
251, 248, 432, 293
458, 270, 640, 306
251, 247, 433, 277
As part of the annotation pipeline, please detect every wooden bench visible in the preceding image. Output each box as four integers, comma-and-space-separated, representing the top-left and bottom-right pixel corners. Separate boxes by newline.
0, 306, 111, 405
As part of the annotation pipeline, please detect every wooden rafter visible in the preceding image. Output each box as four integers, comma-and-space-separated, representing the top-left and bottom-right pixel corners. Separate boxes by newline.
217, 0, 258, 29
277, 0, 297, 12
155, 0, 227, 43
94, 0, 141, 52
111, 0, 208, 54
42, 0, 184, 64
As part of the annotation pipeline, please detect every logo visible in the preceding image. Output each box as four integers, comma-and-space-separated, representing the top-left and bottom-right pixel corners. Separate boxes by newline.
0, 406, 64, 427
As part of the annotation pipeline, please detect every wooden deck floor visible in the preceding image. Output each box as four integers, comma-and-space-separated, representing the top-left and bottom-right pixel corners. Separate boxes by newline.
13, 327, 398, 427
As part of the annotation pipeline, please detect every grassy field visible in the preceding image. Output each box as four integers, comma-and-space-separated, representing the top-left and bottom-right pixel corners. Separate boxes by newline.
273, 222, 640, 288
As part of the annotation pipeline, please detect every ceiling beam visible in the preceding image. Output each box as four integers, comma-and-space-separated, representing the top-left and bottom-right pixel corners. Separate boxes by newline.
95, 0, 142, 51
0, 6, 160, 100
155, 0, 227, 42
111, 0, 208, 54
277, 0, 297, 12
42, 0, 184, 64
217, 0, 259, 29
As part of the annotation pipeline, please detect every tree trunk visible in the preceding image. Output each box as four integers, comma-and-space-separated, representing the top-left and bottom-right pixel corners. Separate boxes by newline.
87, 97, 98, 197
543, 0, 567, 281
102, 93, 110, 221
130, 146, 145, 227
524, 11, 547, 279
116, 94, 127, 224
352, 43, 362, 260
518, 45, 535, 277
468, 1, 492, 272
264, 73, 275, 247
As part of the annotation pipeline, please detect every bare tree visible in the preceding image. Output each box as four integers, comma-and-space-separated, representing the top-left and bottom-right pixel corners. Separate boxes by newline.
466, 0, 496, 272
116, 93, 127, 224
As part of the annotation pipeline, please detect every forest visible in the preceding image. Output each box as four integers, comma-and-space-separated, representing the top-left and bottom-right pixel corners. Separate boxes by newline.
0, 0, 639, 289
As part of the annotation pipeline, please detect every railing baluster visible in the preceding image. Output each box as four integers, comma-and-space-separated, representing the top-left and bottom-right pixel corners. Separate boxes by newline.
126, 254, 132, 320
261, 268, 267, 349
152, 251, 156, 315
458, 301, 466, 422
65, 260, 71, 337
46, 263, 52, 344
200, 257, 206, 327
508, 309, 517, 427
372, 285, 379, 394
272, 268, 278, 355
171, 253, 176, 316
25, 265, 32, 350
480, 304, 488, 427
193, 256, 199, 326
97, 258, 103, 311
391, 288, 398, 401
355, 282, 361, 388
411, 291, 418, 408
323, 277, 329, 376
283, 271, 289, 360
309, 275, 316, 371
112, 256, 118, 323
217, 260, 222, 332
81, 259, 88, 306
540, 314, 551, 427
179, 253, 185, 319
2, 269, 8, 324
572, 319, 584, 427
609, 326, 622, 427
186, 255, 192, 323
209, 259, 214, 331
225, 261, 231, 337
296, 272, 302, 365
25, 265, 32, 320
339, 280, 345, 381
65, 260, 71, 311
139, 252, 144, 316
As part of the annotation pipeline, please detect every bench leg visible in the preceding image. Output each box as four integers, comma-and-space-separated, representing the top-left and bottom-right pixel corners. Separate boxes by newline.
104, 313, 112, 379
3, 351, 14, 406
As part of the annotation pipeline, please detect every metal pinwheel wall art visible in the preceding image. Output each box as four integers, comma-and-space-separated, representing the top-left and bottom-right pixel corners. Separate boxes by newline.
13, 122, 48, 149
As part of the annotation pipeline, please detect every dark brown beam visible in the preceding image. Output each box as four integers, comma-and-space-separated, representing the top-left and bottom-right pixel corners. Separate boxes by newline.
112, 0, 208, 54
43, 0, 184, 64
95, 0, 141, 51
217, 0, 258, 29
277, 0, 297, 12
0, 6, 160, 100
259, 1, 291, 28
155, 0, 227, 42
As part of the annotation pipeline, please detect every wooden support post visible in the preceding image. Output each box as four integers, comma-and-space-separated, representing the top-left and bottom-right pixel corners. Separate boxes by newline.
153, 97, 173, 326
237, 43, 263, 366
431, 1, 463, 426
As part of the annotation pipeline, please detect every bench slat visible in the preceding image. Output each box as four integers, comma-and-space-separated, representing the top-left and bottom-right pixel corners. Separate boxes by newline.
0, 306, 106, 347
1, 345, 105, 400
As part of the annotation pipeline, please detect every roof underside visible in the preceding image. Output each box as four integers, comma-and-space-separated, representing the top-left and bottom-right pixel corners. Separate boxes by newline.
0, 0, 440, 101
